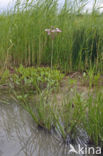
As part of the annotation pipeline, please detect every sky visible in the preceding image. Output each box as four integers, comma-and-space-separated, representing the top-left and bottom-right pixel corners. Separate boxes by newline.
0, 0, 13, 11
0, 0, 103, 12
0, 0, 11, 8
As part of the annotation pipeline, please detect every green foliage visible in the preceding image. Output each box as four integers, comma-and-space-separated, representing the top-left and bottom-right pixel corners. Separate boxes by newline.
11, 65, 64, 91
0, 0, 103, 72
62, 93, 86, 135
68, 77, 77, 86
82, 68, 100, 88
0, 0, 103, 147
11, 75, 103, 146
0, 69, 10, 84
14, 90, 66, 137
62, 90, 103, 146
83, 92, 103, 146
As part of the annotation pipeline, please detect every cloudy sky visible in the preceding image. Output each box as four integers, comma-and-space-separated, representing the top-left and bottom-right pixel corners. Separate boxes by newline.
0, 0, 103, 12
0, 0, 12, 11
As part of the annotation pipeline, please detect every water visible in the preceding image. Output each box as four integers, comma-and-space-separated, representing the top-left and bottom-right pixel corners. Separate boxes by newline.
0, 100, 98, 156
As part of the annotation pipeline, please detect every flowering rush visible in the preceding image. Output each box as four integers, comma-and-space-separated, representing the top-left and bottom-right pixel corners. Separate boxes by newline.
45, 27, 62, 39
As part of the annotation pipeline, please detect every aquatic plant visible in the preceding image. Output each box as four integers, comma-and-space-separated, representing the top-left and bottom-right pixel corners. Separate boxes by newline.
0, 69, 10, 85
45, 26, 62, 69
10, 65, 64, 91
61, 93, 86, 135
0, 0, 103, 148
0, 0, 103, 72
82, 68, 100, 88
83, 92, 103, 146
11, 75, 103, 147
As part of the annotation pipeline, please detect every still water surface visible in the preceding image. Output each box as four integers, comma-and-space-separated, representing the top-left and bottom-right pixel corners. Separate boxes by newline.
0, 100, 97, 156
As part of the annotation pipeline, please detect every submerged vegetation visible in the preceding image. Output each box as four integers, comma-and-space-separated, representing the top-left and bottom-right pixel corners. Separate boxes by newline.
0, 0, 103, 152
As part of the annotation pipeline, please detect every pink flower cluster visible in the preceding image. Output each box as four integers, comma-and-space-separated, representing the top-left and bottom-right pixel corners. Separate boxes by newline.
45, 27, 62, 39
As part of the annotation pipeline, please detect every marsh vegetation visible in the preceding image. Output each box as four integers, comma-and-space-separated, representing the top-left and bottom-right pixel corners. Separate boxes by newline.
0, 0, 103, 154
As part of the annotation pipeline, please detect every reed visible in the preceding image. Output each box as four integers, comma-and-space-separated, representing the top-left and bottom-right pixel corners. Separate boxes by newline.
0, 0, 103, 73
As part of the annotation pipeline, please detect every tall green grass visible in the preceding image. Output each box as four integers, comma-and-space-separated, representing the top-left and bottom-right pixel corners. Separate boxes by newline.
0, 0, 103, 72
13, 84, 103, 146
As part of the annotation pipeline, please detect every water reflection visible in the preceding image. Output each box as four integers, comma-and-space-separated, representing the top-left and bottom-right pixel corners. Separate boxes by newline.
0, 102, 65, 156
0, 101, 96, 156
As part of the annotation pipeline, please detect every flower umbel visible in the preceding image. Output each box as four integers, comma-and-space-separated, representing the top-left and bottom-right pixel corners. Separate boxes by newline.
45, 26, 62, 69
45, 26, 62, 39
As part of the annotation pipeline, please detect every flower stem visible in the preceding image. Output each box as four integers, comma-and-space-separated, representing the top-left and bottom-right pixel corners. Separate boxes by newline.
51, 39, 54, 69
